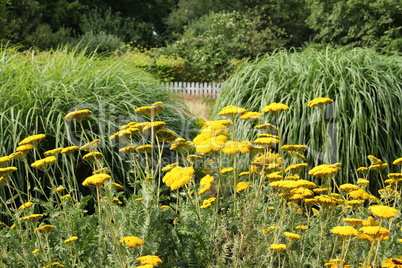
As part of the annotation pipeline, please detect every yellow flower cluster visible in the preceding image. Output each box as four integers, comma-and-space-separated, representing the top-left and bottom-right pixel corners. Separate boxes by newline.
80, 139, 101, 151
307, 97, 333, 108
82, 152, 104, 162
240, 111, 263, 120
64, 109, 92, 122
44, 148, 64, 156
331, 226, 359, 237
162, 166, 195, 190
169, 138, 192, 152
270, 243, 286, 252
22, 214, 43, 222
236, 181, 251, 192
368, 205, 398, 219
34, 225, 55, 234
262, 102, 289, 113
199, 174, 214, 194
200, 197, 217, 209
61, 146, 79, 154
18, 134, 46, 146
284, 232, 301, 241
193, 120, 229, 154
18, 201, 34, 210
155, 129, 178, 143
82, 174, 111, 187
308, 164, 341, 178
64, 236, 78, 244
217, 105, 246, 117
254, 137, 280, 147
136, 255, 163, 267
119, 236, 144, 248
135, 101, 164, 116
222, 140, 251, 154
31, 156, 57, 172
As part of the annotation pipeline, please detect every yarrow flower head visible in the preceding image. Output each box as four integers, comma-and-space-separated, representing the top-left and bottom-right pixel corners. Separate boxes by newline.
82, 174, 111, 187
307, 97, 333, 108
240, 111, 263, 121
162, 166, 195, 190
135, 102, 164, 116
34, 225, 55, 234
31, 156, 57, 172
64, 236, 78, 244
64, 109, 92, 122
284, 232, 301, 241
236, 181, 251, 192
18, 134, 46, 146
200, 197, 217, 209
368, 205, 399, 219
119, 236, 144, 248
80, 139, 101, 151
262, 102, 289, 113
136, 255, 163, 267
330, 226, 359, 237
270, 244, 286, 252
18, 201, 34, 210
217, 105, 246, 117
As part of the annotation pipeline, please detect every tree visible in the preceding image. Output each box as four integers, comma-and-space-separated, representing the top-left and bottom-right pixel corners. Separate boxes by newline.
306, 0, 402, 51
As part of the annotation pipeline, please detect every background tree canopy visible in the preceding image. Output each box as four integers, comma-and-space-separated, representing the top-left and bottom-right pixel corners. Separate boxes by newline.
1, 0, 402, 81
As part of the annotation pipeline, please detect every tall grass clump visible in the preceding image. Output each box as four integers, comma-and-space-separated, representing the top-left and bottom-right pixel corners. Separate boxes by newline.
213, 47, 402, 189
0, 45, 195, 200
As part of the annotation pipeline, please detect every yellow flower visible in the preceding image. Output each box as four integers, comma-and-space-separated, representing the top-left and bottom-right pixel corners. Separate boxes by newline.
295, 225, 308, 231
369, 163, 389, 171
308, 164, 340, 178
64, 109, 92, 122
34, 225, 55, 234
284, 232, 301, 241
285, 163, 308, 174
80, 139, 101, 151
93, 167, 110, 174
254, 137, 280, 147
111, 182, 124, 190
82, 152, 104, 162
186, 154, 202, 163
339, 183, 360, 192
55, 186, 65, 193
361, 216, 380, 226
270, 244, 286, 252
393, 158, 402, 165
356, 167, 369, 173
330, 226, 359, 237
136, 255, 163, 267
16, 144, 35, 152
60, 194, 71, 200
136, 144, 153, 153
359, 226, 390, 240
155, 129, 178, 143
240, 111, 263, 120
31, 156, 57, 172
281, 144, 308, 152
162, 162, 179, 172
342, 218, 364, 227
368, 155, 383, 165
262, 102, 289, 113
236, 181, 251, 192
262, 226, 278, 234
45, 262, 65, 267
135, 104, 164, 116
135, 198, 143, 201
254, 123, 278, 133
307, 97, 333, 108
142, 121, 166, 134
18, 134, 46, 146
18, 201, 34, 210
382, 257, 402, 268
324, 259, 348, 268
200, 197, 216, 209
113, 198, 123, 205
32, 249, 40, 254
22, 214, 43, 222
222, 141, 250, 154
368, 205, 398, 219
64, 236, 78, 244
349, 189, 370, 200
60, 146, 79, 154
119, 236, 144, 248
217, 105, 246, 116
266, 171, 283, 181
388, 173, 402, 180
82, 174, 111, 187
44, 148, 64, 156
169, 138, 193, 152
162, 166, 195, 190
119, 144, 138, 153
220, 167, 234, 174
0, 156, 11, 167
199, 174, 214, 194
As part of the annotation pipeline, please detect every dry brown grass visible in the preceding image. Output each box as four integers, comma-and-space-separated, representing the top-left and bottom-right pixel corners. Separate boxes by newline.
181, 94, 216, 119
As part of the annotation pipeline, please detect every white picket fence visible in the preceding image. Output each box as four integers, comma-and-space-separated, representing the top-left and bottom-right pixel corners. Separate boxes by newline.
162, 81, 222, 97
